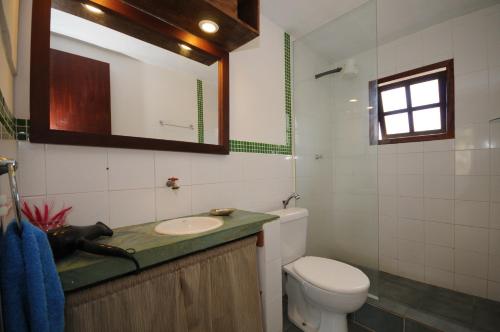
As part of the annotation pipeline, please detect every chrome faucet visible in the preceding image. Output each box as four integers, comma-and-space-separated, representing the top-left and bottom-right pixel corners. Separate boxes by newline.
282, 193, 301, 209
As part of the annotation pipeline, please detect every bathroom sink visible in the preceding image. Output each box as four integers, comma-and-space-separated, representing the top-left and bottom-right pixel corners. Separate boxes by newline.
154, 216, 223, 235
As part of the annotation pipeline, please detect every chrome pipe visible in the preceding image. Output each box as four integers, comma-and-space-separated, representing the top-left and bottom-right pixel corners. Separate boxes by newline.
0, 157, 22, 230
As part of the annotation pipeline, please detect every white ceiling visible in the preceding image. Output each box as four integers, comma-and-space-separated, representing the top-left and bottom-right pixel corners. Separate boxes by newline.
261, 0, 368, 39
263, 0, 500, 62
377, 0, 500, 44
295, 1, 377, 62
262, 0, 499, 44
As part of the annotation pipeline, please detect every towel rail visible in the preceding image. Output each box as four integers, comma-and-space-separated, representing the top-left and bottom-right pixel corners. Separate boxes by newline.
159, 120, 194, 130
0, 156, 22, 231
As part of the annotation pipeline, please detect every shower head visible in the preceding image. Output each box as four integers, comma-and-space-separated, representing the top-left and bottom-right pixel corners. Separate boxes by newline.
342, 58, 358, 78
314, 58, 358, 79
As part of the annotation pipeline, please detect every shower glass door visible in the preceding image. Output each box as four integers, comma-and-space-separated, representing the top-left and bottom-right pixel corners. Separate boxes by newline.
293, 0, 379, 288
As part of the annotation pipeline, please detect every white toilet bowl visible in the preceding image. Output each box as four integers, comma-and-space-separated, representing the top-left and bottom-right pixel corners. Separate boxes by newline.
283, 256, 369, 332
267, 208, 370, 332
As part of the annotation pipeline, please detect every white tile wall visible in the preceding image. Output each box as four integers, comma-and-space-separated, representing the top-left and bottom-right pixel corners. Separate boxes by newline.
488, 281, 500, 302
454, 123, 490, 150
45, 144, 108, 194
455, 70, 490, 125
425, 245, 454, 272
455, 274, 487, 298
455, 225, 489, 254
109, 189, 156, 227
420, 21, 453, 64
454, 200, 489, 228
424, 151, 454, 175
257, 220, 282, 332
398, 218, 424, 242
491, 202, 500, 229
423, 198, 454, 223
423, 175, 454, 199
425, 267, 454, 289
425, 222, 453, 248
455, 249, 488, 278
108, 149, 155, 190
18, 142, 293, 229
377, 4, 500, 300
454, 176, 490, 201
490, 255, 500, 282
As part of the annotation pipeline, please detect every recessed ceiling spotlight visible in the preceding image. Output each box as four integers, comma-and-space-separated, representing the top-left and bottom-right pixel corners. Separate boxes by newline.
82, 4, 103, 14
199, 20, 219, 33
179, 43, 192, 51
349, 99, 358, 103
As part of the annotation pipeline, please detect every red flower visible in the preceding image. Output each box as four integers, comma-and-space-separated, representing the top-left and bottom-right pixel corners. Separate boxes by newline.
21, 202, 72, 231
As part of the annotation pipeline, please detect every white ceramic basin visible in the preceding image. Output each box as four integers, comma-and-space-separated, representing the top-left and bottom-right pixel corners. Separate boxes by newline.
154, 216, 223, 235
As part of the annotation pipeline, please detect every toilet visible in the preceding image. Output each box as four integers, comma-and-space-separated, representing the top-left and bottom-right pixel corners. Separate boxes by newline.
269, 208, 369, 332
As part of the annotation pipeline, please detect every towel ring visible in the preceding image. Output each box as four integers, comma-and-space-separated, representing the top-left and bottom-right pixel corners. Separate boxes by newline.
0, 157, 22, 231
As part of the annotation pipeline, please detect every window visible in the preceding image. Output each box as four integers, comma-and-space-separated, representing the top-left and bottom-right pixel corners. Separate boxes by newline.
371, 60, 454, 145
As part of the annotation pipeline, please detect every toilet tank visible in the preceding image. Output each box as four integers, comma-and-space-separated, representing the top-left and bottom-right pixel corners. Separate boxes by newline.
268, 208, 309, 265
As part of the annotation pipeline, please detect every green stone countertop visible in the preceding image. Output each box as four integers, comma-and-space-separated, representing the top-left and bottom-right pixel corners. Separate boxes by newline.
57, 210, 278, 292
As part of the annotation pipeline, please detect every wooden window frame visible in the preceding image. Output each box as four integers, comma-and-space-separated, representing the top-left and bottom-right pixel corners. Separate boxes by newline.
372, 59, 454, 145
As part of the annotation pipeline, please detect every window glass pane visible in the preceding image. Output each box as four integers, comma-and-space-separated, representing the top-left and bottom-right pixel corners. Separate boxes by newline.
378, 124, 382, 140
413, 107, 442, 132
410, 79, 439, 107
385, 113, 410, 135
381, 87, 407, 112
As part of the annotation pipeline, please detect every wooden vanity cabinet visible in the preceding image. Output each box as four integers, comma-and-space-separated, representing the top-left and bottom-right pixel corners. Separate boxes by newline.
64, 236, 263, 332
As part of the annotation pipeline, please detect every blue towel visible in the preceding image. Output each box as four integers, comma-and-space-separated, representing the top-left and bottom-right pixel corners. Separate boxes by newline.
1, 220, 64, 332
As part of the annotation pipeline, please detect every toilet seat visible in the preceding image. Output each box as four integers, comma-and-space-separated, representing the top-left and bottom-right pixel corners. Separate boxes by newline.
292, 256, 370, 295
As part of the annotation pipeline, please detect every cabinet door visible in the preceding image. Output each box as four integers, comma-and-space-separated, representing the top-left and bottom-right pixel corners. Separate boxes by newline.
50, 49, 111, 135
65, 236, 263, 332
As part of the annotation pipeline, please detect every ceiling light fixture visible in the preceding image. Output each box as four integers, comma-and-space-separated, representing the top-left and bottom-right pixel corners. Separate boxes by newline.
199, 20, 219, 33
82, 4, 103, 14
349, 99, 358, 103
179, 44, 192, 51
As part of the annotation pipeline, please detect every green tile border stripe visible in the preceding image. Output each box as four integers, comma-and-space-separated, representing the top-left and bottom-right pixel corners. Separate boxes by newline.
229, 32, 292, 155
15, 118, 30, 141
0, 86, 30, 140
196, 79, 205, 144
0, 88, 16, 140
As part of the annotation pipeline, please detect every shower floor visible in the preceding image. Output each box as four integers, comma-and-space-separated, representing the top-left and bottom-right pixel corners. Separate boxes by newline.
282, 269, 500, 332
355, 268, 500, 332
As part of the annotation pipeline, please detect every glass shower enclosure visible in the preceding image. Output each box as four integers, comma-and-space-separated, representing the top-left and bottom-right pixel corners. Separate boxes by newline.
293, 1, 379, 293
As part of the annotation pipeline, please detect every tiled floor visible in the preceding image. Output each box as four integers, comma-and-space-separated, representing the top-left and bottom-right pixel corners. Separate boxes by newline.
282, 296, 373, 332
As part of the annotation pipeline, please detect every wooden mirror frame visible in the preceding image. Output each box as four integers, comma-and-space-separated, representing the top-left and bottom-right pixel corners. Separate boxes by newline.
30, 0, 230, 154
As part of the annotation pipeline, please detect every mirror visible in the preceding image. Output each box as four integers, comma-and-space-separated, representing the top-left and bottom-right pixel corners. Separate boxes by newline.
30, 0, 229, 154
